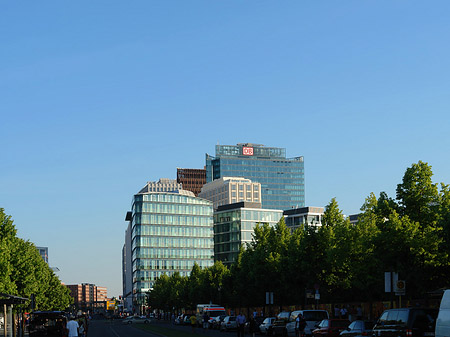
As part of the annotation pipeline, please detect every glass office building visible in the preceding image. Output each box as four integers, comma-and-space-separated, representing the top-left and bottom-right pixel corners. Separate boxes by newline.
206, 143, 305, 210
214, 202, 283, 265
124, 179, 214, 312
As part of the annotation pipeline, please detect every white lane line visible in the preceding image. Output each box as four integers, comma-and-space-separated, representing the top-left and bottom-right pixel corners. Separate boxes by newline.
110, 326, 121, 337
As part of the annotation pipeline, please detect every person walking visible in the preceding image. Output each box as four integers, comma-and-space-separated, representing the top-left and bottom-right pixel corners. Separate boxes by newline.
66, 315, 79, 337
189, 313, 197, 333
203, 312, 209, 329
236, 312, 246, 337
249, 316, 257, 337
77, 315, 86, 337
295, 313, 306, 337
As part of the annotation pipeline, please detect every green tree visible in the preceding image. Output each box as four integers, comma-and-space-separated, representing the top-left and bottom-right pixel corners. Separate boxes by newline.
396, 161, 439, 227
0, 209, 72, 310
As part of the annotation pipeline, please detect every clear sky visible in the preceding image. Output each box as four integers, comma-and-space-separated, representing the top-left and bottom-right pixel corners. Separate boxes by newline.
2, 1, 450, 297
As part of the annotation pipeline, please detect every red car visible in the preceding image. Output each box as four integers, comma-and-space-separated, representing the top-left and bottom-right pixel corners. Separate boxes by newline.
312, 319, 350, 337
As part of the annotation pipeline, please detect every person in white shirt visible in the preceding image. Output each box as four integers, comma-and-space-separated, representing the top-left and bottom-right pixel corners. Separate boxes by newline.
66, 316, 79, 337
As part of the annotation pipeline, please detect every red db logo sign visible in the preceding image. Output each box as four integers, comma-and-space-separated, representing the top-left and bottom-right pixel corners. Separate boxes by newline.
243, 147, 254, 156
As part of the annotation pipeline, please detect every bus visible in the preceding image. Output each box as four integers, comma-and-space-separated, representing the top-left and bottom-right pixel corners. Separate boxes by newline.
196, 304, 226, 327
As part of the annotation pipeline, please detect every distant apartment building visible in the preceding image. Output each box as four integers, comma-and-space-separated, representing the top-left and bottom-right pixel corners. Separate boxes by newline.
66, 283, 108, 310
199, 177, 262, 210
206, 143, 304, 210
283, 206, 324, 231
177, 168, 206, 196
214, 202, 283, 266
36, 247, 48, 264
123, 179, 214, 314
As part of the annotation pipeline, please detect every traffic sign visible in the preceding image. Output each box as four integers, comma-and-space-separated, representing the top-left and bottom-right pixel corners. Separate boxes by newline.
395, 280, 406, 295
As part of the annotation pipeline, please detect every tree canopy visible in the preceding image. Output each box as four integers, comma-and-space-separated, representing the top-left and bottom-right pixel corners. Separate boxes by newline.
0, 208, 72, 311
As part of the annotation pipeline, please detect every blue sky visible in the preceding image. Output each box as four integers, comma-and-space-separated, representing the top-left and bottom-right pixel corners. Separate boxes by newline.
2, 1, 450, 297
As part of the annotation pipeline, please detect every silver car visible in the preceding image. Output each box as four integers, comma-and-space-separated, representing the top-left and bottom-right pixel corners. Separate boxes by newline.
260, 317, 277, 335
221, 316, 237, 331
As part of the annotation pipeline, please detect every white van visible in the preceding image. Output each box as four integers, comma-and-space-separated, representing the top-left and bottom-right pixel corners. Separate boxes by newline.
436, 289, 450, 337
196, 304, 226, 327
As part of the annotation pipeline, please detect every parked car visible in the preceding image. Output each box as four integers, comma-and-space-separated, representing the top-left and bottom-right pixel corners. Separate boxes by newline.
286, 310, 330, 337
245, 316, 267, 333
372, 308, 438, 337
260, 317, 277, 335
273, 311, 293, 336
312, 319, 350, 337
122, 316, 151, 324
436, 289, 450, 337
221, 316, 237, 331
29, 311, 67, 336
339, 320, 374, 337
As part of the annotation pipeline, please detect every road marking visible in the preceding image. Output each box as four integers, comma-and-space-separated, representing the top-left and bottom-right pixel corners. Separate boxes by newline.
110, 326, 121, 337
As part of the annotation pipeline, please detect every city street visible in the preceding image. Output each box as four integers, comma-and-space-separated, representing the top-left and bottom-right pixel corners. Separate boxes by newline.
87, 320, 160, 337
87, 319, 235, 337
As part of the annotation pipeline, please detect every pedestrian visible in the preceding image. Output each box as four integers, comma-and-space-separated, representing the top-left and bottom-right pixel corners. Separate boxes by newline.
334, 305, 340, 318
78, 315, 86, 337
66, 315, 79, 337
203, 312, 209, 329
340, 306, 348, 319
356, 305, 363, 320
236, 312, 246, 337
249, 316, 257, 337
189, 313, 197, 333
295, 313, 306, 337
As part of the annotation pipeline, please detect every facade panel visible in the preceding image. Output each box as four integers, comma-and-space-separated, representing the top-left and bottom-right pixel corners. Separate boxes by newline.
124, 179, 214, 314
206, 143, 304, 210
213, 202, 283, 266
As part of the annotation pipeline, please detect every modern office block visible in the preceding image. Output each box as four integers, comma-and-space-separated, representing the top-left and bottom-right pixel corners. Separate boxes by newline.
283, 206, 324, 231
36, 246, 48, 264
177, 168, 206, 196
206, 143, 304, 210
213, 202, 283, 266
199, 177, 262, 210
123, 179, 214, 313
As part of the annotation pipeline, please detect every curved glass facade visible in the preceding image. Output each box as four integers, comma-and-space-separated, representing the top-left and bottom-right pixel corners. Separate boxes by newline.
130, 192, 214, 303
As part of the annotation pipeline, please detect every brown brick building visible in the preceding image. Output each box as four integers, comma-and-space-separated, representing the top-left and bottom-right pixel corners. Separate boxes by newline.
176, 168, 206, 196
66, 283, 108, 310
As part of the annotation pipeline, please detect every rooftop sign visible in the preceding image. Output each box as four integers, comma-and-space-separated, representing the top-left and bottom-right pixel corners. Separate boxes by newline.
242, 147, 254, 156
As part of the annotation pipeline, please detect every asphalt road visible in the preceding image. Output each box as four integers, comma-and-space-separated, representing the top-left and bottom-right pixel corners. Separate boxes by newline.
86, 319, 240, 337
87, 319, 161, 337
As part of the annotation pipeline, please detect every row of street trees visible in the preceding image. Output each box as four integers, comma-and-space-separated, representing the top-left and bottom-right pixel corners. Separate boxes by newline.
148, 161, 450, 311
0, 208, 73, 310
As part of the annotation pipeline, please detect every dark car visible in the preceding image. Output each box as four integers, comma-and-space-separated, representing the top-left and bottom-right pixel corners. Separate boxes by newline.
372, 308, 438, 337
245, 316, 267, 333
312, 319, 350, 337
339, 320, 374, 337
29, 311, 67, 337
273, 311, 292, 336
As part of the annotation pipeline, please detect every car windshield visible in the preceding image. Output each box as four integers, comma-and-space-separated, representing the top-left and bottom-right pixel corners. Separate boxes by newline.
303, 311, 328, 321
331, 320, 349, 327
